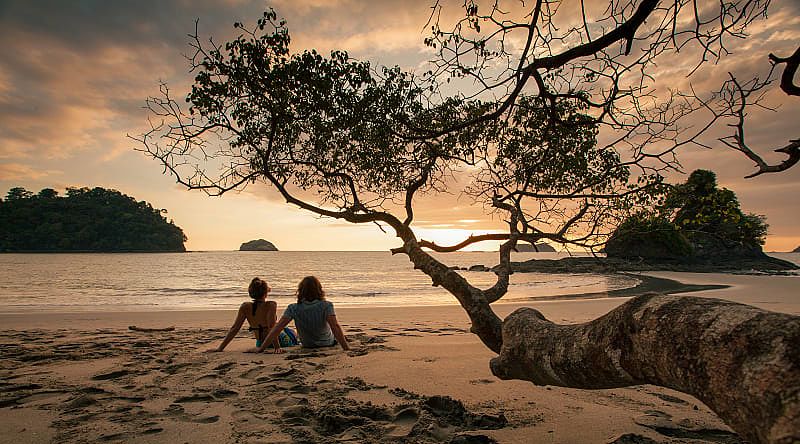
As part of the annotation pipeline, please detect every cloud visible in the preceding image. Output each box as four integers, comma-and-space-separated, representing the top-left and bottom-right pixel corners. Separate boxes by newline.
0, 163, 62, 181
0, 0, 797, 249
0, 1, 272, 162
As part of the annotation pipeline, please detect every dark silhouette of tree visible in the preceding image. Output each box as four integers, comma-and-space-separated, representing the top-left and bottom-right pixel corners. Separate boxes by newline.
5, 187, 33, 201
664, 170, 768, 249
607, 169, 769, 259
136, 4, 798, 442
0, 186, 186, 252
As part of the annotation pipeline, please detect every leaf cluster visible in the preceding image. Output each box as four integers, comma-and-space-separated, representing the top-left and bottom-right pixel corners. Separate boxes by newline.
184, 14, 487, 208
662, 170, 768, 246
610, 169, 769, 257
491, 96, 625, 195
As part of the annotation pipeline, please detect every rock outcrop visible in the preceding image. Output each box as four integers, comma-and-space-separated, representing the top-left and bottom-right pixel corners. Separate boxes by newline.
514, 242, 556, 252
512, 255, 798, 274
239, 239, 278, 251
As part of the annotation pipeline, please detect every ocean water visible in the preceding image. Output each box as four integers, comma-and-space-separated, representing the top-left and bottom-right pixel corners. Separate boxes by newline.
1, 251, 797, 313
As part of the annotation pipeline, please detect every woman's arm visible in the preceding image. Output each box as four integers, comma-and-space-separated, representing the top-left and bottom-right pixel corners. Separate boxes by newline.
213, 304, 247, 352
327, 315, 350, 351
252, 316, 292, 353
266, 302, 281, 352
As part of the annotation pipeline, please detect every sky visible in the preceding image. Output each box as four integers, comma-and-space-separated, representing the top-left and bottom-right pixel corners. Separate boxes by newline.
1, 0, 799, 252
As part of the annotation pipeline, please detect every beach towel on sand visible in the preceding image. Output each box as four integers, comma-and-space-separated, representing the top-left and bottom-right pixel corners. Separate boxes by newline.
279, 327, 299, 347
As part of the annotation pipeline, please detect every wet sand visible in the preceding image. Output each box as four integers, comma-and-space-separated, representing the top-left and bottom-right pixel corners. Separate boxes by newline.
1, 272, 797, 443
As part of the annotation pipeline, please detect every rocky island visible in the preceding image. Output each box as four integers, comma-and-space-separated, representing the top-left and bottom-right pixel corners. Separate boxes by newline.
239, 239, 278, 251
516, 170, 798, 273
0, 186, 186, 252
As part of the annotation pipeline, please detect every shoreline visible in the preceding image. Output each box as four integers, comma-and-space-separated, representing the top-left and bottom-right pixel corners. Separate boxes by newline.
1, 272, 798, 443
524, 272, 729, 302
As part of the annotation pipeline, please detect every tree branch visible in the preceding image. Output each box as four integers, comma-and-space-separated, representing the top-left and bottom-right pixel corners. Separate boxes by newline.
769, 46, 800, 97
491, 293, 800, 444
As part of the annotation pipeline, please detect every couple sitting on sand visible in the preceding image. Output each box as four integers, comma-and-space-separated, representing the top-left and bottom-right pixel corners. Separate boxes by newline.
212, 275, 349, 353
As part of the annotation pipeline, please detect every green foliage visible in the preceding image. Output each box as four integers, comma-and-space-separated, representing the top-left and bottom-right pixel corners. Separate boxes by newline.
186, 13, 447, 204
661, 170, 768, 247
491, 96, 624, 194
0, 187, 187, 252
608, 169, 769, 259
606, 214, 692, 259
179, 11, 630, 210
6, 187, 33, 201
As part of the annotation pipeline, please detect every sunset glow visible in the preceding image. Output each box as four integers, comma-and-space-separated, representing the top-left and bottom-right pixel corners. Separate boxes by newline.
1, 1, 798, 251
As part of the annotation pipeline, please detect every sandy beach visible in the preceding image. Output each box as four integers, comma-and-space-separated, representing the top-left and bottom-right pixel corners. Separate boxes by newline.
1, 272, 797, 443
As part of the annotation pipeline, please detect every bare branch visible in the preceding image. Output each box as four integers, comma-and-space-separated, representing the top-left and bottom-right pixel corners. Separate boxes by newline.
769, 46, 800, 96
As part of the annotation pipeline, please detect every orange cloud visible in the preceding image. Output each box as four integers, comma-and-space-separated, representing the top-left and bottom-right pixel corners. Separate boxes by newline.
0, 163, 62, 181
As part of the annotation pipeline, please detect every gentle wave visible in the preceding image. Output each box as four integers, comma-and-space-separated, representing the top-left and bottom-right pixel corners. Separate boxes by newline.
147, 287, 240, 294
7, 251, 794, 313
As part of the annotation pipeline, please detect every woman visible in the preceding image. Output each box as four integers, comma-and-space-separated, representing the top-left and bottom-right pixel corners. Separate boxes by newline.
212, 277, 284, 353
252, 276, 349, 352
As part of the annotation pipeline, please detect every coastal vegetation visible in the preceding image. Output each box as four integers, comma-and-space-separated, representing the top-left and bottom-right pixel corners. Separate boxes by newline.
137, 3, 799, 442
0, 186, 186, 252
606, 169, 769, 260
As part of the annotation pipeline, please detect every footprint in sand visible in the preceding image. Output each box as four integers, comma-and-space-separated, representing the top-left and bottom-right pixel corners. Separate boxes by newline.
634, 412, 742, 442
174, 393, 215, 403
98, 432, 130, 442
274, 395, 309, 407
386, 407, 420, 437
191, 415, 220, 424
140, 427, 163, 435
91, 370, 131, 381
239, 365, 269, 379
162, 362, 194, 375
212, 388, 238, 399
288, 384, 314, 394
281, 405, 313, 426
79, 387, 107, 395
270, 367, 297, 378
195, 374, 219, 383
213, 361, 237, 372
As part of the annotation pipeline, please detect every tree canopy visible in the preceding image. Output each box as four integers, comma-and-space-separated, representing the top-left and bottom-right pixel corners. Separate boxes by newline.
0, 186, 187, 252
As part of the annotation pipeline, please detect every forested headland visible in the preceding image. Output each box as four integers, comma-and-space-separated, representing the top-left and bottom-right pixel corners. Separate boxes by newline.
0, 187, 186, 252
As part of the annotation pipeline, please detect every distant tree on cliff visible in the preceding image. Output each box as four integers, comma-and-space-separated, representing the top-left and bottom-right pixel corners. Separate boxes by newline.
0, 186, 186, 252
137, 3, 799, 441
607, 169, 769, 259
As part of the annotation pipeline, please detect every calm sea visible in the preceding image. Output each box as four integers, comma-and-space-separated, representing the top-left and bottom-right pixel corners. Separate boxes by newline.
1, 251, 797, 313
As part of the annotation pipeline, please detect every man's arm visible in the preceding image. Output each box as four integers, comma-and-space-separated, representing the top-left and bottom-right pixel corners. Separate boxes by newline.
327, 315, 350, 351
253, 316, 292, 353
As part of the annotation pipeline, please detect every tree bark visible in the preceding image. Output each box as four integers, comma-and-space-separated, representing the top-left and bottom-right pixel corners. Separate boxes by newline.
490, 293, 799, 444
396, 234, 505, 353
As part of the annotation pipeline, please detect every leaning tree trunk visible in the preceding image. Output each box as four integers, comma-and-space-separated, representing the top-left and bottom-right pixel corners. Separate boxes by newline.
490, 293, 799, 444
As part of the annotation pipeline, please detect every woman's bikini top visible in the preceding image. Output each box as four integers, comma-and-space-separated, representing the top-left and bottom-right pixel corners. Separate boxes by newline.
247, 300, 267, 340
